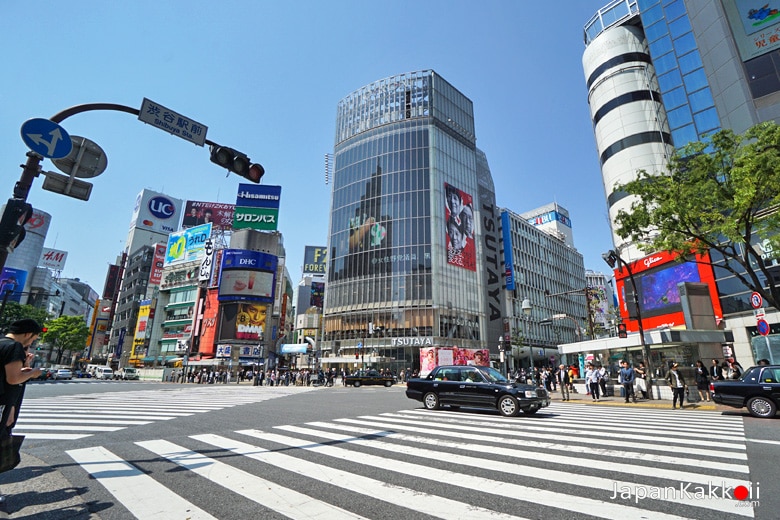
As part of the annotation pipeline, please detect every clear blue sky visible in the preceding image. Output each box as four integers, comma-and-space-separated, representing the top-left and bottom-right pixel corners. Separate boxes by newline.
1, 1, 614, 293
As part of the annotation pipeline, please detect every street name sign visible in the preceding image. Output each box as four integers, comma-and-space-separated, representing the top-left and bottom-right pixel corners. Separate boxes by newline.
138, 98, 207, 146
21, 118, 72, 159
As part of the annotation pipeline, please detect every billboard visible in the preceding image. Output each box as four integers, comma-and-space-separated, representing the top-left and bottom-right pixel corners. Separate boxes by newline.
218, 249, 278, 302
612, 251, 723, 331
444, 183, 476, 271
148, 243, 167, 286
303, 246, 327, 275
196, 289, 220, 358
181, 200, 235, 231
131, 300, 153, 357
722, 0, 780, 61
38, 248, 68, 270
103, 263, 122, 300
419, 347, 490, 377
0, 267, 28, 303
129, 189, 182, 235
310, 282, 324, 308
219, 302, 268, 341
233, 184, 282, 231
164, 223, 212, 266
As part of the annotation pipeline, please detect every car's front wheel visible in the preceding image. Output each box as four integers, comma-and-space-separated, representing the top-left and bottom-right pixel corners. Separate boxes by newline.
423, 392, 440, 410
384, 380, 392, 387
498, 395, 519, 417
353, 381, 361, 388
747, 396, 777, 418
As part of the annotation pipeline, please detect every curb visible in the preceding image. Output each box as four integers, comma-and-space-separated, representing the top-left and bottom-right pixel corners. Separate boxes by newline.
553, 394, 722, 411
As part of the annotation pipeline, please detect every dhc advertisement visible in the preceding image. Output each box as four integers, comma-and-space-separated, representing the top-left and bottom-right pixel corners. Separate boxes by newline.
218, 249, 278, 303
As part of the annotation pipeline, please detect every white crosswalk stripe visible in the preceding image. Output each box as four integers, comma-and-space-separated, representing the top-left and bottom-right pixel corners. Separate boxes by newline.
66, 402, 756, 519
14, 385, 318, 440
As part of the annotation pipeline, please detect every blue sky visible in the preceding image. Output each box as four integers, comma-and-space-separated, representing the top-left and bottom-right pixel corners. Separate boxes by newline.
1, 1, 614, 292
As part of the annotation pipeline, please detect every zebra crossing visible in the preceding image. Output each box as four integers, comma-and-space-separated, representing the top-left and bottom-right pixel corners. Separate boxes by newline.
65, 402, 754, 519
14, 385, 318, 440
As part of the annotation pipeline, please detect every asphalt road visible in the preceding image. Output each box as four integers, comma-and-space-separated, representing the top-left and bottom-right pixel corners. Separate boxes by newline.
1, 380, 778, 519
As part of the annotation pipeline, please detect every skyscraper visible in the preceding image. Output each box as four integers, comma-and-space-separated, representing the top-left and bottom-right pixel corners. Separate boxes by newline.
583, 0, 780, 364
322, 71, 503, 374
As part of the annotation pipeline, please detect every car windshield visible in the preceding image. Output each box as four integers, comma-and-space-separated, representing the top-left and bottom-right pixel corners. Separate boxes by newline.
478, 366, 508, 383
742, 367, 761, 383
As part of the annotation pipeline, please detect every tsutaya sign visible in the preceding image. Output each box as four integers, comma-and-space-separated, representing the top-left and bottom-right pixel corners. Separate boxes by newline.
391, 337, 434, 347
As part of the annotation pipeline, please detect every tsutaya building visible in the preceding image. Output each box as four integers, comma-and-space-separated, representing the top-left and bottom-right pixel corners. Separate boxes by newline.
317, 70, 511, 375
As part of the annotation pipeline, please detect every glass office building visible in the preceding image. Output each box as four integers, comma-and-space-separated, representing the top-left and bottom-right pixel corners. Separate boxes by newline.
322, 71, 504, 374
584, 0, 780, 364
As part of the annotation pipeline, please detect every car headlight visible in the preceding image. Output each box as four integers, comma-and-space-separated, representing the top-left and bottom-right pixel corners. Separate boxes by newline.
524, 390, 538, 398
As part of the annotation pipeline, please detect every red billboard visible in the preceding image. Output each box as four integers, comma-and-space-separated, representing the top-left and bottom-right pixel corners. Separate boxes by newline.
148, 243, 167, 286
182, 200, 235, 231
444, 183, 476, 271
612, 250, 723, 332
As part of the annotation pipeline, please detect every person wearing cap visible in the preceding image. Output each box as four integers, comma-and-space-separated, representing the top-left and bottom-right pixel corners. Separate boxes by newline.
1, 319, 44, 436
666, 362, 687, 409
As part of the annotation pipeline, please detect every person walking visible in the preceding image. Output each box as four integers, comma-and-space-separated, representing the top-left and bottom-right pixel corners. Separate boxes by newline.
666, 363, 687, 409
634, 361, 649, 399
598, 365, 609, 397
585, 363, 601, 401
694, 360, 710, 402
618, 360, 637, 403
557, 364, 570, 401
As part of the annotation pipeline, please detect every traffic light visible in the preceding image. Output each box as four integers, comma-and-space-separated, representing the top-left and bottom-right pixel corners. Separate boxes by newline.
0, 198, 33, 253
209, 145, 265, 183
617, 323, 627, 338
602, 250, 619, 269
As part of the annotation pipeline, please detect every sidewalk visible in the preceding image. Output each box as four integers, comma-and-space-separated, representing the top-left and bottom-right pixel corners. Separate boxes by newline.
552, 387, 723, 411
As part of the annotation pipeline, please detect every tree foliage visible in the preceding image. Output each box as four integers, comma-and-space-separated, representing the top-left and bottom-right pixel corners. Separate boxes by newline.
614, 121, 780, 311
0, 301, 52, 333
41, 315, 90, 365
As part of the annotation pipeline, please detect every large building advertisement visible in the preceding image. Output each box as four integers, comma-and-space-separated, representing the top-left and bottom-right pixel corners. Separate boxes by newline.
182, 200, 235, 231
129, 190, 182, 235
219, 302, 267, 341
444, 183, 476, 271
722, 0, 780, 61
303, 246, 327, 275
218, 249, 278, 303
164, 223, 212, 266
233, 184, 282, 231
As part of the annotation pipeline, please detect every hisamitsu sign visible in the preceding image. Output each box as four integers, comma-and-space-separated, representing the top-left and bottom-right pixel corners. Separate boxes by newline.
138, 98, 207, 146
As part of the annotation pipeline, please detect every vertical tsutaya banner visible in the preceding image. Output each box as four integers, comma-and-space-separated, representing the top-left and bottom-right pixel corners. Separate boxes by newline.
444, 183, 476, 271
303, 246, 327, 275
501, 211, 515, 290
233, 184, 282, 231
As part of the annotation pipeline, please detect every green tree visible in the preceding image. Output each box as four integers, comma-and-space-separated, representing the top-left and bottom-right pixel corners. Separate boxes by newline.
41, 315, 90, 365
0, 301, 52, 333
614, 121, 780, 311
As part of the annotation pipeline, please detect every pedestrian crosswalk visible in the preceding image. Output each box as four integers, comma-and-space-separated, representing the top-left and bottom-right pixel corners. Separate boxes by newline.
15, 385, 318, 440
65, 402, 754, 519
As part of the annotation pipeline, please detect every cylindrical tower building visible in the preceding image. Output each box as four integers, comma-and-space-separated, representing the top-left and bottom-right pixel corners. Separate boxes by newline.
583, 4, 674, 262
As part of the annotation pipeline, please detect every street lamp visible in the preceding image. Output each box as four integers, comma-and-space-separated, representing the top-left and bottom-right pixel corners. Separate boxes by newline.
603, 249, 654, 399
544, 287, 595, 340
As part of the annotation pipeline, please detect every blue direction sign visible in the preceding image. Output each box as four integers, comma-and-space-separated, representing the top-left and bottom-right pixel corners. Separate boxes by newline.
20, 118, 72, 159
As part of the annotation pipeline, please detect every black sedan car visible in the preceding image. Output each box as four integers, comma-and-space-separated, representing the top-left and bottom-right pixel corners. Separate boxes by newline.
344, 369, 395, 388
711, 364, 780, 418
406, 365, 550, 417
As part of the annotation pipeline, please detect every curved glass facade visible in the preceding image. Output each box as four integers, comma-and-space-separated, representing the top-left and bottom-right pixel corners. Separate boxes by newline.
323, 71, 498, 374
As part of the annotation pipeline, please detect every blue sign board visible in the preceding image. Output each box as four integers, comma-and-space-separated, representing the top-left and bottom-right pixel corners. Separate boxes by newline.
758, 318, 771, 337
20, 118, 73, 159
501, 211, 515, 290
236, 184, 282, 209
218, 249, 278, 303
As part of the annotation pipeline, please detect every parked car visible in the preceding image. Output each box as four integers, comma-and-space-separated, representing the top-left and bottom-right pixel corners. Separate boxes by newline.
711, 365, 780, 418
406, 365, 551, 417
74, 370, 92, 378
54, 368, 73, 380
344, 369, 395, 388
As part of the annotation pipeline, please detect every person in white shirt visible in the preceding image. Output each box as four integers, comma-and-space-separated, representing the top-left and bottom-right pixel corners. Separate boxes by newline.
585, 363, 602, 401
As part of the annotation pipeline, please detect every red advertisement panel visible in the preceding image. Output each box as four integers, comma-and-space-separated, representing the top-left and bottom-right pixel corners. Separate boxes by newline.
612, 250, 723, 332
148, 243, 167, 286
197, 290, 220, 358
444, 183, 476, 271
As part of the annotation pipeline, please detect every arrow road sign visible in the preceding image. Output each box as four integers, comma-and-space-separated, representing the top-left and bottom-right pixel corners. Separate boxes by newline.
20, 118, 73, 159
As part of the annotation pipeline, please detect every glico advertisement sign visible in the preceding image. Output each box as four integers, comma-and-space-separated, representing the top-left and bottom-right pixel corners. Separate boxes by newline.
218, 249, 277, 303
164, 223, 212, 266
611, 250, 723, 332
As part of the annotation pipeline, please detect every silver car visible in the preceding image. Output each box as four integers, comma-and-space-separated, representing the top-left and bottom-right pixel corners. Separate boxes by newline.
55, 369, 73, 380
